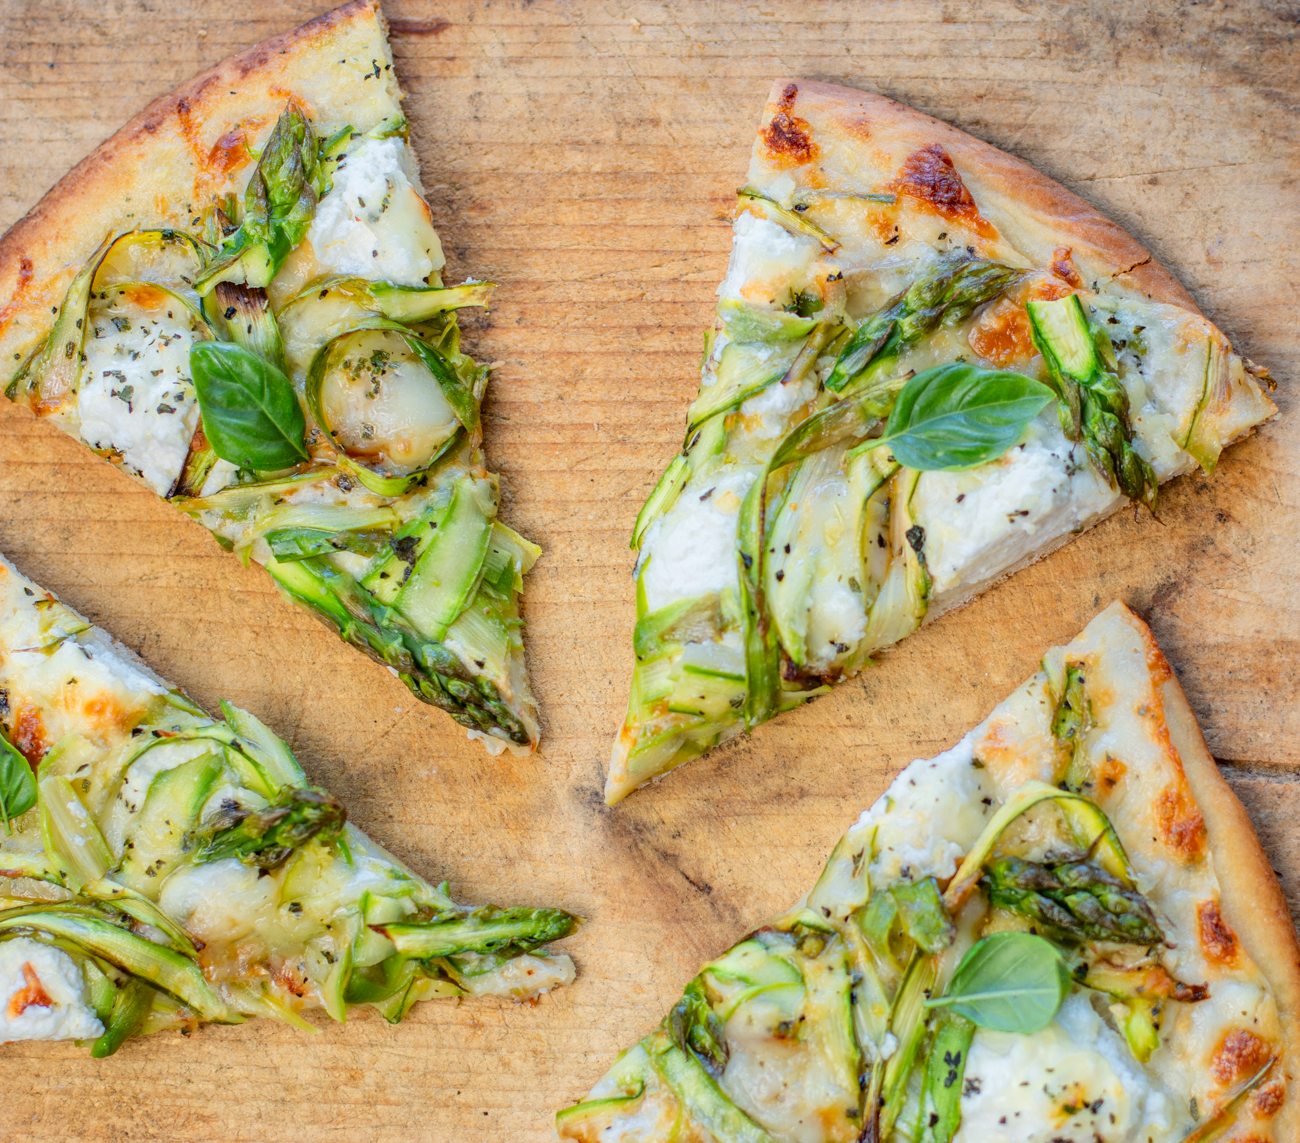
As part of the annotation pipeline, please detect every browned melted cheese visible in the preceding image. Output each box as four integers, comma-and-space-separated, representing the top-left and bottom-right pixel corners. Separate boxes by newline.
759, 83, 818, 169
1050, 245, 1085, 288
207, 128, 251, 174
1198, 900, 1242, 968
1212, 1028, 1273, 1087
1156, 782, 1208, 861
968, 298, 1035, 366
889, 144, 998, 241
9, 700, 47, 766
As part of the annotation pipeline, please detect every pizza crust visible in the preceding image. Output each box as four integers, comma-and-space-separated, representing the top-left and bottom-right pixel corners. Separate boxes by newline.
0, 0, 399, 371
1157, 648, 1300, 1138
755, 78, 1199, 312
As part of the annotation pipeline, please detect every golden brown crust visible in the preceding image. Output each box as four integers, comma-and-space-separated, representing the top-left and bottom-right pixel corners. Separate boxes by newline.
759, 78, 1199, 312
1158, 644, 1300, 1139
0, 0, 398, 371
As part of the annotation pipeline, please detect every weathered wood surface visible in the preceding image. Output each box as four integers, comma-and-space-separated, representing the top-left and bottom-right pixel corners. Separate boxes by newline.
0, 1, 1296, 1139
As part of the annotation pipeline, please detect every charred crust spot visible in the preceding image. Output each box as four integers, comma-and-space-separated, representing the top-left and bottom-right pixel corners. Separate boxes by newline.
1197, 899, 1241, 967
759, 83, 817, 168
1050, 246, 1084, 288
892, 144, 977, 213
1211, 1028, 1271, 1087
1155, 782, 1205, 862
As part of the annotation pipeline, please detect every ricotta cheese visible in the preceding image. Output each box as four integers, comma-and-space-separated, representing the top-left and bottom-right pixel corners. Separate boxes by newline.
0, 937, 103, 1043
639, 466, 757, 614
912, 418, 1118, 600
719, 212, 820, 307
856, 735, 993, 885
78, 308, 201, 496
957, 992, 1175, 1143
738, 372, 817, 438
307, 136, 444, 286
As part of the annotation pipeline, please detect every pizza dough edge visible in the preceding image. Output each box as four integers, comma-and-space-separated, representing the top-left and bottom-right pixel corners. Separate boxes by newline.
1158, 647, 1300, 1137
756, 76, 1200, 313
0, 0, 391, 366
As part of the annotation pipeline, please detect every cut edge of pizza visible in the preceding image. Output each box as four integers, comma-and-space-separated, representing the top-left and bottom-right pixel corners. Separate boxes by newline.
609, 78, 1277, 802
0, 1, 542, 757
0, 552, 577, 1055
564, 601, 1300, 1143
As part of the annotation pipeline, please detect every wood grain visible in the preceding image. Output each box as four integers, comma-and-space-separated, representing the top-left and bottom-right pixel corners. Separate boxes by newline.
0, 1, 1296, 1139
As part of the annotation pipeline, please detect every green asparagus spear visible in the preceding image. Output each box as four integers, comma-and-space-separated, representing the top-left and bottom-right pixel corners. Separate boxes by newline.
917, 1012, 976, 1143
825, 255, 1024, 394
196, 105, 324, 293
667, 976, 730, 1077
377, 906, 578, 959
265, 554, 532, 745
193, 786, 347, 871
1027, 294, 1157, 510
90, 977, 154, 1059
982, 856, 1164, 945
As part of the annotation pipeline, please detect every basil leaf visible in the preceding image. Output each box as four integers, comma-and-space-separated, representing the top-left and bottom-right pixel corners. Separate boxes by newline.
190, 341, 309, 471
0, 735, 37, 834
867, 362, 1053, 471
924, 931, 1069, 1033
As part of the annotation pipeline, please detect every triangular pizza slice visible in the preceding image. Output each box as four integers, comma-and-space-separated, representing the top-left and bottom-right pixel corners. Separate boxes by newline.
0, 553, 575, 1054
610, 79, 1276, 801
564, 602, 1299, 1142
0, 2, 540, 756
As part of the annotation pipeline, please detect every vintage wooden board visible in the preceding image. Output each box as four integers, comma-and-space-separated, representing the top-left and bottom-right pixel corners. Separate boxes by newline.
0, 1, 1296, 1138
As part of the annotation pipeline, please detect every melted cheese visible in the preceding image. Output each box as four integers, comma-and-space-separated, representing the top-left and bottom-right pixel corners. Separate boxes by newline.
857, 735, 993, 884
957, 994, 1174, 1143
720, 212, 820, 307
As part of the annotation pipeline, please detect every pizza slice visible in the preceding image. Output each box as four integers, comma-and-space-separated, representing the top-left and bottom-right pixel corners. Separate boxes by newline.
610, 79, 1277, 801
563, 602, 1299, 1143
0, 2, 540, 756
0, 553, 576, 1054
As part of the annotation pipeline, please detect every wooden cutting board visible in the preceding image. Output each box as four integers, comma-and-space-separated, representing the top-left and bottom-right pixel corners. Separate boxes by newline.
0, 1, 1296, 1139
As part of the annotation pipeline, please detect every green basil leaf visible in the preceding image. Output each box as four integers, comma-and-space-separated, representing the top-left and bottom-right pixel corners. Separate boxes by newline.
870, 362, 1053, 471
924, 931, 1069, 1033
0, 735, 37, 833
190, 341, 309, 471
